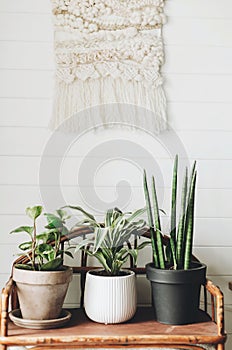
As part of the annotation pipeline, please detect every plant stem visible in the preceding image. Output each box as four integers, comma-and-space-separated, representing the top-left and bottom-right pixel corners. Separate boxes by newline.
32, 219, 36, 270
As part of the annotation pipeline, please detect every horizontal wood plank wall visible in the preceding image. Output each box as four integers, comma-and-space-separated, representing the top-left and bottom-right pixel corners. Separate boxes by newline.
0, 0, 232, 348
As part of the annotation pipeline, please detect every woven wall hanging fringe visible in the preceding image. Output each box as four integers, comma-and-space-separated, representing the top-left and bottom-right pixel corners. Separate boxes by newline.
50, 0, 167, 133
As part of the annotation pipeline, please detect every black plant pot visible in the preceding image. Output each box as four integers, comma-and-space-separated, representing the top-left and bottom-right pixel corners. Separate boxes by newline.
146, 262, 207, 325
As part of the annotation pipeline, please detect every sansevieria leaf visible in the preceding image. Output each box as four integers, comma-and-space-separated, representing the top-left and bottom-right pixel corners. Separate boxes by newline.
143, 156, 198, 271
143, 170, 159, 268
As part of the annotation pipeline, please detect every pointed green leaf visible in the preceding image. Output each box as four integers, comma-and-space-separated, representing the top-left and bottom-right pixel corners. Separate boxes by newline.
143, 170, 154, 228
74, 238, 94, 253
26, 206, 43, 220
71, 218, 100, 229
93, 251, 111, 274
14, 263, 34, 270
170, 155, 178, 246
61, 226, 69, 236
105, 208, 114, 227
137, 240, 150, 250
143, 170, 159, 267
176, 167, 188, 269
10, 226, 34, 235
126, 208, 146, 222
152, 176, 165, 269
44, 213, 63, 229
151, 176, 161, 232
169, 236, 177, 270
184, 169, 197, 270
40, 257, 63, 271
127, 249, 138, 266
93, 227, 109, 253
56, 209, 71, 221
36, 243, 54, 255
19, 241, 32, 251
63, 205, 96, 221
159, 209, 166, 215
63, 250, 74, 259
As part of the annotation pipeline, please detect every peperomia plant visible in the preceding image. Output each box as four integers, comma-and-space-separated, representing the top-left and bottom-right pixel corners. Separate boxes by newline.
143, 155, 197, 270
65, 206, 148, 276
10, 206, 73, 271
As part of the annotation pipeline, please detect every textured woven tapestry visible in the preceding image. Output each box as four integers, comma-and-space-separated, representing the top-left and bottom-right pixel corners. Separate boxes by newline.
50, 0, 167, 133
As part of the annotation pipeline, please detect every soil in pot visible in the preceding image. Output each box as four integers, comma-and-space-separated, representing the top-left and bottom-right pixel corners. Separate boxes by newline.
146, 262, 207, 325
89, 270, 130, 277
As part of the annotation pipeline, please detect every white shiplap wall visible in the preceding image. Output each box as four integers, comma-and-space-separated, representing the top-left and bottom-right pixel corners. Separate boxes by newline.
0, 0, 232, 348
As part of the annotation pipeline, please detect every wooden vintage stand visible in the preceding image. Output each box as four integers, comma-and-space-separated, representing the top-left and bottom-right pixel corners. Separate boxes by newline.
0, 227, 227, 350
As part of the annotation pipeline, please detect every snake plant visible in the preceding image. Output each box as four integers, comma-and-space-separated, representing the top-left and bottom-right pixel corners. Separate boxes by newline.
65, 206, 148, 276
143, 155, 197, 270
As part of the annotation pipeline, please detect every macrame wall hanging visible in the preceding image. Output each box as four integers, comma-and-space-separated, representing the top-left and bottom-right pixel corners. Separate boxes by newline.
50, 0, 167, 133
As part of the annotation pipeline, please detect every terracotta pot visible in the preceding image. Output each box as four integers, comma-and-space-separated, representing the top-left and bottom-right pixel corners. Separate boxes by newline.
84, 270, 136, 324
13, 266, 72, 320
146, 261, 207, 325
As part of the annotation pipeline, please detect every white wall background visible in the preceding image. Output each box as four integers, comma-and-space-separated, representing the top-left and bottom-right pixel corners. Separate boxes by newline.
0, 0, 232, 348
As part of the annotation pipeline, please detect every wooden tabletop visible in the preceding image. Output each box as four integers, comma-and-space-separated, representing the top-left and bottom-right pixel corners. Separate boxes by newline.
0, 307, 225, 348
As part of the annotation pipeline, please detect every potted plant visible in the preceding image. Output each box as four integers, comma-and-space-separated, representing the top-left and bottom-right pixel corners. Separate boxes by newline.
143, 155, 207, 325
67, 206, 147, 324
10, 206, 73, 321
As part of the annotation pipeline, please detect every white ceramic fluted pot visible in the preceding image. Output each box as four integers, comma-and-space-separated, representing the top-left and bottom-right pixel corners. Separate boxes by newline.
13, 266, 73, 320
84, 270, 137, 324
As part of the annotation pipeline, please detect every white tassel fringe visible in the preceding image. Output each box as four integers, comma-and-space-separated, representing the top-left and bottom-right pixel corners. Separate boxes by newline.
49, 77, 167, 135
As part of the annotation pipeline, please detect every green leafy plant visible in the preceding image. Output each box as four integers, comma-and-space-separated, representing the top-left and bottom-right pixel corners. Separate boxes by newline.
143, 155, 197, 270
66, 206, 148, 276
10, 206, 73, 271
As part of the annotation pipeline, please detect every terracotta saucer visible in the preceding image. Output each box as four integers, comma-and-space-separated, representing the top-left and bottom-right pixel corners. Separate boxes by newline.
9, 309, 71, 329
